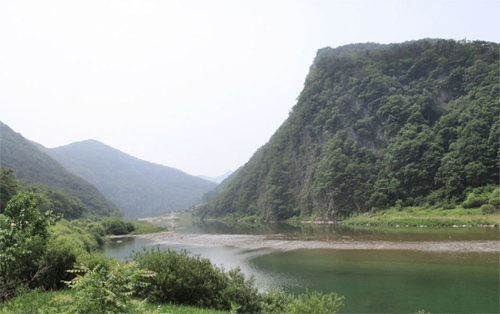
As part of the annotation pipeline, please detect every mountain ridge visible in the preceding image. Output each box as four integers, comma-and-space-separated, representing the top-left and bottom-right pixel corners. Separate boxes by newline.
197, 39, 500, 221
44, 138, 217, 218
0, 122, 119, 217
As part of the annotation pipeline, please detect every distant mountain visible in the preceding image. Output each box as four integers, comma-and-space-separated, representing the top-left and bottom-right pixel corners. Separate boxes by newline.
197, 39, 500, 221
198, 171, 233, 184
0, 122, 119, 217
200, 168, 241, 203
44, 140, 217, 218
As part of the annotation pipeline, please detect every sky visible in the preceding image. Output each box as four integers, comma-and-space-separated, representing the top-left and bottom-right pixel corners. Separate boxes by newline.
1, 0, 499, 177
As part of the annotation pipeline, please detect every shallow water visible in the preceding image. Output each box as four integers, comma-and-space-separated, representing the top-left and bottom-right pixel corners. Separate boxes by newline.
183, 221, 500, 241
104, 222, 499, 313
250, 249, 499, 313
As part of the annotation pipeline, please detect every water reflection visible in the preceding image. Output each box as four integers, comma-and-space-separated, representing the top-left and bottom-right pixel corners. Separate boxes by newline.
177, 220, 499, 241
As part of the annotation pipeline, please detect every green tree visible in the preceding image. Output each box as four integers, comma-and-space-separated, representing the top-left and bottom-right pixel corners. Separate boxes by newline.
0, 192, 58, 299
0, 169, 19, 212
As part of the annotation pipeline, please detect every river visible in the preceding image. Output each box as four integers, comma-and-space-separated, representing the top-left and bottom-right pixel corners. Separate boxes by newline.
104, 220, 499, 313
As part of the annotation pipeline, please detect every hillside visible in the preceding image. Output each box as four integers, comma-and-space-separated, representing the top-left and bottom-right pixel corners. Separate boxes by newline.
197, 39, 500, 221
44, 140, 217, 218
0, 122, 119, 216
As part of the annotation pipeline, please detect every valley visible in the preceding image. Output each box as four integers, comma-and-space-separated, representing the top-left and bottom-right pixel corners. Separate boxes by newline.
1, 38, 499, 313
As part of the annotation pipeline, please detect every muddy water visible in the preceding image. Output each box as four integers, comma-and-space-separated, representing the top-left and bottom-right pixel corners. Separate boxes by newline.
104, 222, 499, 313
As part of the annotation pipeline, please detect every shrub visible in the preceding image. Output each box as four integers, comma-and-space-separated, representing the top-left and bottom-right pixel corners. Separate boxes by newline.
38, 235, 84, 289
260, 288, 293, 313
61, 262, 155, 313
50, 220, 100, 252
442, 202, 456, 210
462, 192, 488, 208
76, 252, 112, 271
219, 268, 261, 313
87, 222, 106, 247
286, 290, 345, 314
480, 204, 498, 214
102, 218, 135, 235
0, 192, 58, 300
132, 248, 261, 313
488, 187, 500, 208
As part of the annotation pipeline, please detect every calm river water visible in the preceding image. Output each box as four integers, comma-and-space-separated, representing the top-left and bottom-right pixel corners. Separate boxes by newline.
104, 221, 499, 313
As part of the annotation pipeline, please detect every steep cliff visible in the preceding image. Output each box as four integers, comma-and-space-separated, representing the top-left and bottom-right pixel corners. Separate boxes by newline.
198, 39, 499, 221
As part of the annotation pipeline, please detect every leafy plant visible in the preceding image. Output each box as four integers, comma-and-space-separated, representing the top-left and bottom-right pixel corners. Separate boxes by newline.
62, 262, 155, 313
260, 288, 293, 313
0, 192, 59, 300
101, 217, 135, 235
132, 248, 261, 313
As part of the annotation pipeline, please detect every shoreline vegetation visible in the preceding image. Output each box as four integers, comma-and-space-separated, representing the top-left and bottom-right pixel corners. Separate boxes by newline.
196, 184, 500, 228
195, 208, 499, 228
0, 194, 345, 313
338, 206, 499, 227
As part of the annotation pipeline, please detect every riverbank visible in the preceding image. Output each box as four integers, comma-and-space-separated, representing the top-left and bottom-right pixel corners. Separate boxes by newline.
340, 206, 499, 227
194, 205, 500, 228
132, 231, 500, 253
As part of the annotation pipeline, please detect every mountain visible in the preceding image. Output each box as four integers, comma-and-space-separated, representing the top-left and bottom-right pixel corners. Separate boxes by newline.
0, 122, 119, 216
198, 171, 234, 184
197, 39, 500, 221
44, 140, 217, 218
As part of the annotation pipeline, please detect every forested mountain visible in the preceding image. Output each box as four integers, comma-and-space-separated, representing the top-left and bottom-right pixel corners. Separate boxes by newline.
197, 39, 499, 221
44, 140, 217, 218
0, 122, 119, 216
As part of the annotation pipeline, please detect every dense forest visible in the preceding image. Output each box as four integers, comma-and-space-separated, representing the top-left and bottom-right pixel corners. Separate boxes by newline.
43, 139, 217, 218
1, 168, 90, 219
198, 39, 499, 221
0, 122, 118, 217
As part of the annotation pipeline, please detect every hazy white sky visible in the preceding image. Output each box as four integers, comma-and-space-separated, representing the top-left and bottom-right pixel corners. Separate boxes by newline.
1, 0, 499, 176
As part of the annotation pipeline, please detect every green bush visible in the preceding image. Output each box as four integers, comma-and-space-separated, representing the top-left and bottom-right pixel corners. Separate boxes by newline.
462, 192, 488, 208
38, 236, 84, 289
60, 262, 155, 313
102, 218, 135, 235
0, 192, 58, 300
480, 204, 498, 214
462, 185, 498, 209
132, 248, 261, 313
86, 222, 106, 246
76, 252, 112, 271
488, 187, 500, 208
37, 219, 110, 290
219, 268, 261, 313
50, 220, 100, 252
260, 288, 293, 313
286, 290, 345, 314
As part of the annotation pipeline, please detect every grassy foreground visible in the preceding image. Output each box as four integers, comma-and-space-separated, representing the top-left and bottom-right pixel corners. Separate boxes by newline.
0, 289, 228, 314
340, 206, 500, 227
